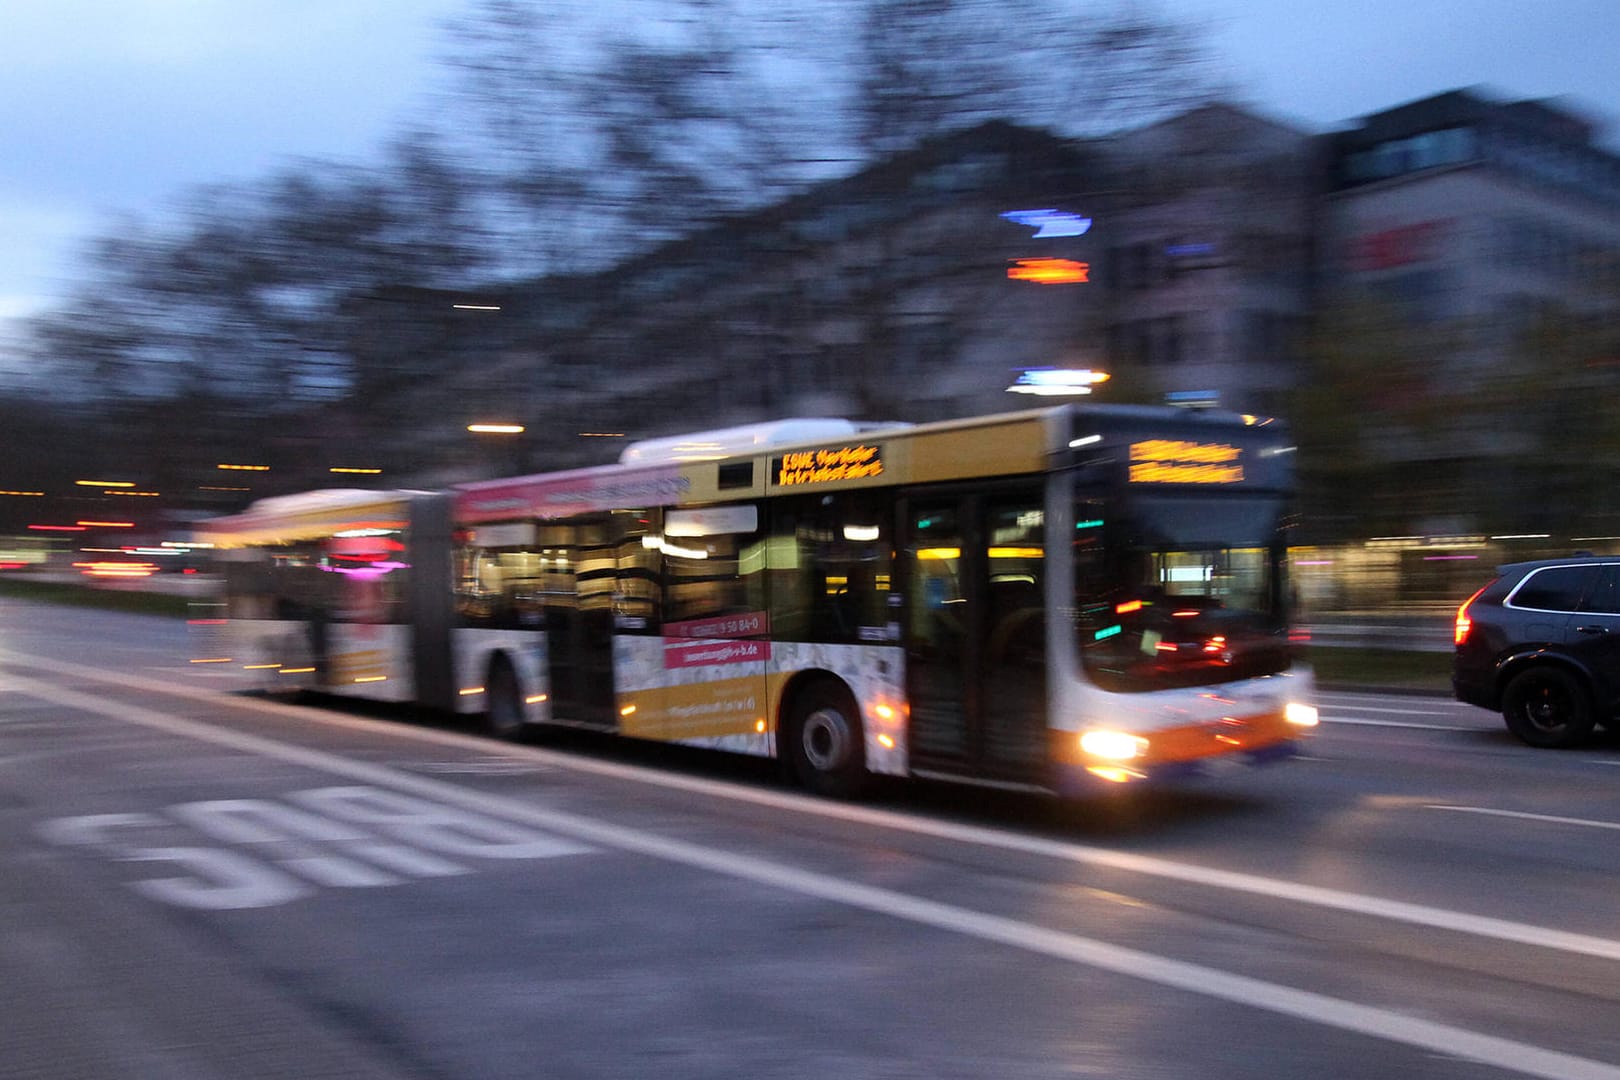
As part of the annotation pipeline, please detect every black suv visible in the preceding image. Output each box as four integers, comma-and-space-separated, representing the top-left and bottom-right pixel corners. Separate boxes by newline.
1454, 555, 1620, 747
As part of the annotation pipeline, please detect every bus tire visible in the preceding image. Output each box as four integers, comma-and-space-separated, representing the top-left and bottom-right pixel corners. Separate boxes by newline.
1502, 666, 1595, 748
785, 679, 869, 799
484, 654, 526, 740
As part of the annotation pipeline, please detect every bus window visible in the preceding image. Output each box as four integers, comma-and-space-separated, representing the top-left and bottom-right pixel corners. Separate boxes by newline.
662, 504, 766, 633
1077, 493, 1290, 691
323, 529, 407, 625
985, 500, 1045, 669
769, 493, 893, 644
456, 522, 546, 628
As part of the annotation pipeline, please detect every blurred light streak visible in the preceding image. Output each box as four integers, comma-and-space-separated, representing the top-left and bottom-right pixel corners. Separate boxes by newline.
74, 561, 157, 577
330, 467, 383, 475
75, 480, 134, 488
1085, 766, 1143, 783
1000, 209, 1092, 237
1007, 258, 1090, 284
468, 424, 525, 434
108, 491, 161, 497
76, 520, 134, 528
0, 490, 44, 497
217, 464, 270, 471
452, 304, 501, 311
1008, 368, 1109, 396
29, 524, 86, 532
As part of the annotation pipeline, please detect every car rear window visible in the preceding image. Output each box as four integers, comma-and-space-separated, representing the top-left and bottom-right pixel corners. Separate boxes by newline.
1584, 565, 1620, 614
1508, 564, 1598, 612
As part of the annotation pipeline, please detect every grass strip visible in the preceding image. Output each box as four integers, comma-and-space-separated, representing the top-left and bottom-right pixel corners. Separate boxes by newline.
1305, 646, 1451, 692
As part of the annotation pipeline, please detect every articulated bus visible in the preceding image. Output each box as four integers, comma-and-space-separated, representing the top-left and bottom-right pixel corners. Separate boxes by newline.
194, 405, 1317, 797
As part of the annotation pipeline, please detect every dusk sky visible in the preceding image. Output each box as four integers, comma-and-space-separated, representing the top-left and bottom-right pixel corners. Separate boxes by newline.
3, 0, 1618, 336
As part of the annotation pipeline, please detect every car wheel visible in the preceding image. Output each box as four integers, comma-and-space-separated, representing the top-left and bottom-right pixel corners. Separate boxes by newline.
484, 654, 526, 740
1502, 666, 1596, 748
785, 680, 869, 799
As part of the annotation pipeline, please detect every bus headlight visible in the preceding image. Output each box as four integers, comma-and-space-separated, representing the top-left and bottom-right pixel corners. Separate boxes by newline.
1285, 702, 1319, 727
1079, 729, 1149, 760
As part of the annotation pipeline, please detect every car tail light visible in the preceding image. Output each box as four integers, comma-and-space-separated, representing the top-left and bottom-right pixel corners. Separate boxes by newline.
1455, 584, 1489, 645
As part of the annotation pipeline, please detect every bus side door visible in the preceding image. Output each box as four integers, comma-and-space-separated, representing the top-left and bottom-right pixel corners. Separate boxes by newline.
901, 485, 1048, 783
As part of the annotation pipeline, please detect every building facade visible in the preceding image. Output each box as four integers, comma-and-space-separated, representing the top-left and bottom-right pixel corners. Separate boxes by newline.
357, 89, 1619, 547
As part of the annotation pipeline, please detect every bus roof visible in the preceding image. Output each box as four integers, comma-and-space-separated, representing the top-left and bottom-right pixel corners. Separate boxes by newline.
453, 407, 1071, 523
196, 489, 419, 548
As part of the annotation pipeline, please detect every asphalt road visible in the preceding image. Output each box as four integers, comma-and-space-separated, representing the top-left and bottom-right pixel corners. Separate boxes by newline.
3, 601, 1619, 1080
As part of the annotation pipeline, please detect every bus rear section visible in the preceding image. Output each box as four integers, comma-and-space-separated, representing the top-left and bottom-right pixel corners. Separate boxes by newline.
192, 490, 458, 711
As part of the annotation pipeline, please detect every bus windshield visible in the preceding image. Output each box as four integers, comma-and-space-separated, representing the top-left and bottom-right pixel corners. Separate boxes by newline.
1076, 492, 1291, 692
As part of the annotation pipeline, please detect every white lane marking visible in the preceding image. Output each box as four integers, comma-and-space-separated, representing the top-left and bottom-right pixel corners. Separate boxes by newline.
1322, 717, 1478, 732
1429, 805, 1620, 833
9, 672, 1620, 1079
8, 651, 1620, 962
1319, 703, 1468, 716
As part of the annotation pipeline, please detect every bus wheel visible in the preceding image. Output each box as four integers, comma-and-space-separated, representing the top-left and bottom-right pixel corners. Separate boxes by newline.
1502, 666, 1595, 748
786, 680, 868, 799
485, 655, 526, 740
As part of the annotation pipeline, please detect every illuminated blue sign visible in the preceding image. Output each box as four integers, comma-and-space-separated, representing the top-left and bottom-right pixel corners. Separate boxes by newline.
1007, 368, 1110, 396
1000, 209, 1092, 238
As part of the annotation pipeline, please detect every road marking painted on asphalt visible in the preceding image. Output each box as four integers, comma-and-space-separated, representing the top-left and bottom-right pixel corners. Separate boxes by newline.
1321, 716, 1478, 732
1318, 703, 1468, 715
38, 787, 593, 909
1429, 805, 1620, 833
7, 666, 1620, 1080
6, 648, 1620, 962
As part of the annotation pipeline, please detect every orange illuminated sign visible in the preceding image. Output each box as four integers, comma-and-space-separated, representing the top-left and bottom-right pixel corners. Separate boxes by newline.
1007, 258, 1090, 284
774, 444, 883, 487
1129, 440, 1244, 484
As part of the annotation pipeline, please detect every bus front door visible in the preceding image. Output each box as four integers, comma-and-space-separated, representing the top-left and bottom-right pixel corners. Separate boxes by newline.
903, 488, 1048, 783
